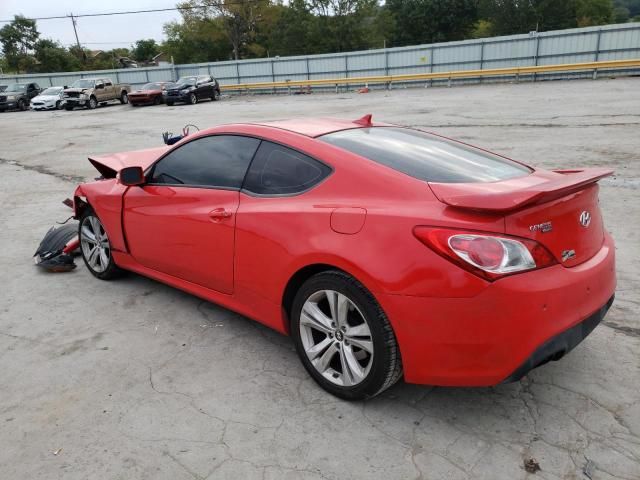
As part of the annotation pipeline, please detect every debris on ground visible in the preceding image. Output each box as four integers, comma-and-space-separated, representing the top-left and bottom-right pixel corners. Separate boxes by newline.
52, 448, 62, 456
34, 223, 79, 272
583, 458, 595, 479
524, 457, 541, 473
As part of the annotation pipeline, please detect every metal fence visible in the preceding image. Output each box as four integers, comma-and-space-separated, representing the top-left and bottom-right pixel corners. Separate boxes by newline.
1, 22, 639, 90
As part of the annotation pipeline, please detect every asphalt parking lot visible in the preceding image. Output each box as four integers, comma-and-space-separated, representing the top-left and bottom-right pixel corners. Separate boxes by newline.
1, 78, 639, 480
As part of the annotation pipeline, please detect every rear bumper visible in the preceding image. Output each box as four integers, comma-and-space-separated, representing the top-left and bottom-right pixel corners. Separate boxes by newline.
378, 232, 616, 386
502, 295, 613, 383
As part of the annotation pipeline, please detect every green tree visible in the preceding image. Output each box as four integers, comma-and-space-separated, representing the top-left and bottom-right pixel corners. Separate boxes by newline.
131, 39, 160, 62
386, 0, 478, 46
0, 15, 40, 73
33, 39, 81, 73
576, 0, 614, 25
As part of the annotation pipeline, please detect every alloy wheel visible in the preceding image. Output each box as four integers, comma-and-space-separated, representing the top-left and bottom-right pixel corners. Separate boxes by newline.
80, 216, 111, 273
299, 290, 374, 387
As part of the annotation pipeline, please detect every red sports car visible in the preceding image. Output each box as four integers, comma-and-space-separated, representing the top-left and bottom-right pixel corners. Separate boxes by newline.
73, 115, 616, 400
128, 82, 173, 106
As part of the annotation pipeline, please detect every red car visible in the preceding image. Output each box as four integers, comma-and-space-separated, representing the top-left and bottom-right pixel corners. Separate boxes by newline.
128, 82, 173, 106
73, 115, 616, 400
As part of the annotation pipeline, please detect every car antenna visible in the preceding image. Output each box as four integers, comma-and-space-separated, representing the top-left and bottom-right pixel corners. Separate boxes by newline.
353, 114, 373, 126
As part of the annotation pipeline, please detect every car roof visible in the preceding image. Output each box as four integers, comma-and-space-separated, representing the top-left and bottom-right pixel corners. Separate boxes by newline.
257, 115, 388, 137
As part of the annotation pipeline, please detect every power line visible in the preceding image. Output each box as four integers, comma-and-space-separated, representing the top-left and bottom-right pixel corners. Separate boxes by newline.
0, 1, 260, 23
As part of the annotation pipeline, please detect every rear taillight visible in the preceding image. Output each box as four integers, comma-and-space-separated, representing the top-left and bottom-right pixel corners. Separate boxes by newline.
413, 227, 557, 281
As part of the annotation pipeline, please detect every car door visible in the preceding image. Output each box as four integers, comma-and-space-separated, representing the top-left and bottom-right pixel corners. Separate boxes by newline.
123, 134, 261, 294
104, 79, 114, 100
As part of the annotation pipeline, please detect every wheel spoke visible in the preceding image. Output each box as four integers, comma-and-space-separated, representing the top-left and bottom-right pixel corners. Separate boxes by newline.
305, 336, 333, 361
326, 290, 349, 328
88, 246, 100, 269
81, 225, 97, 243
313, 342, 339, 372
346, 322, 370, 338
89, 216, 101, 235
346, 336, 373, 353
301, 302, 333, 334
341, 345, 365, 385
99, 248, 109, 268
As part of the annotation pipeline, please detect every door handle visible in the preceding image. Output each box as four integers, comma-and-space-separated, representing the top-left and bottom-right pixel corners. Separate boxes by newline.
209, 208, 232, 221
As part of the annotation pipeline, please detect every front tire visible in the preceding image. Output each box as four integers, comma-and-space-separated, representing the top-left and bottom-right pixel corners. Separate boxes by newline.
166, 101, 174, 106
18, 99, 27, 111
65, 105, 74, 111
291, 271, 402, 400
211, 89, 220, 101
88, 96, 97, 109
79, 209, 123, 280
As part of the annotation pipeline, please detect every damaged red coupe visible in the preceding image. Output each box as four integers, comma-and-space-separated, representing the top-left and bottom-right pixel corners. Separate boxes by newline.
72, 115, 616, 400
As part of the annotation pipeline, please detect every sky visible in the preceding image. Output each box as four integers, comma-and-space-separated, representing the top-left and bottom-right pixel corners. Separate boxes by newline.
0, 0, 184, 50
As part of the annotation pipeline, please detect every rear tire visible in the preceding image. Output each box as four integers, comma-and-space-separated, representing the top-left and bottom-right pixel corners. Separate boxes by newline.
65, 105, 74, 111
291, 271, 403, 400
119, 92, 129, 104
188, 93, 197, 105
154, 96, 161, 105
166, 101, 174, 106
79, 208, 123, 280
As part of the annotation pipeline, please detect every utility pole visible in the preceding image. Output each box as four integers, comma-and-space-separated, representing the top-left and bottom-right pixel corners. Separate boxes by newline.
69, 13, 85, 61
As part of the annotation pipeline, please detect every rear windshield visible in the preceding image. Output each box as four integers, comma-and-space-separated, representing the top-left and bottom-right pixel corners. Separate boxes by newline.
320, 127, 531, 183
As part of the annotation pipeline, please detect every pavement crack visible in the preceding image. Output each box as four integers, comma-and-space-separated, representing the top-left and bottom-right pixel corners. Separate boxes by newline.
0, 157, 85, 183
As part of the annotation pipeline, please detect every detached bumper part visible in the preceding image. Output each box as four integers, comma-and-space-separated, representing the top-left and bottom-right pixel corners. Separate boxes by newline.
34, 223, 80, 272
502, 295, 614, 383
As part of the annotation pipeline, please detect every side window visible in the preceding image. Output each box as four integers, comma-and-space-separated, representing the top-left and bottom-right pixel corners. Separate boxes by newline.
105, 80, 113, 86
149, 135, 261, 189
243, 141, 332, 195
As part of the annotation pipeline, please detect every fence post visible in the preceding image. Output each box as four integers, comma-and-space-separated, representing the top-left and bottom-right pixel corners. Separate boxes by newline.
479, 41, 485, 84
145, 69, 149, 82
429, 47, 434, 87
593, 28, 603, 80
306, 57, 310, 81
235, 62, 241, 85
533, 34, 541, 82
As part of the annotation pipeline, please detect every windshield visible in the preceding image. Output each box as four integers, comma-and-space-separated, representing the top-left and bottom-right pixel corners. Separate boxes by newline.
71, 79, 95, 89
320, 127, 532, 184
176, 76, 197, 86
41, 87, 63, 95
5, 84, 26, 93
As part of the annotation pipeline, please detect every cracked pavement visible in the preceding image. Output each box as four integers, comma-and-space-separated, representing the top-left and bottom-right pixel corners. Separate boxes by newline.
0, 78, 639, 479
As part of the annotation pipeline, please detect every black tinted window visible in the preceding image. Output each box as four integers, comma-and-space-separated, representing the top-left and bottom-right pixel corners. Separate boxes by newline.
150, 135, 260, 188
243, 141, 331, 195
320, 127, 531, 183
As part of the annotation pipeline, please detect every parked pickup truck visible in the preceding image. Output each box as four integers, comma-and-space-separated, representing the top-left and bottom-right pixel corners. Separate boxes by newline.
63, 78, 131, 110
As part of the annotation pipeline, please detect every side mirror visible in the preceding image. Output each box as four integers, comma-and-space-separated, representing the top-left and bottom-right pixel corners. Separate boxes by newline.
120, 166, 145, 186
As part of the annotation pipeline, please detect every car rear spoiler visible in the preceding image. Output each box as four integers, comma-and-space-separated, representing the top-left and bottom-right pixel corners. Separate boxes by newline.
428, 168, 613, 213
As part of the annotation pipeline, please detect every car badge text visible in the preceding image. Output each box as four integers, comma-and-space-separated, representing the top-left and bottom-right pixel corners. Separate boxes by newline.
561, 249, 576, 262
529, 221, 553, 233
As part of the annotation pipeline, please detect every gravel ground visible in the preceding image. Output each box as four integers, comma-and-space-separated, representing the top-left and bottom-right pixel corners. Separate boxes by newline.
0, 77, 639, 480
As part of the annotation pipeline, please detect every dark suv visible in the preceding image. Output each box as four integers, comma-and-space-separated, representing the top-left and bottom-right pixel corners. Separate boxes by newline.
163, 75, 220, 106
0, 82, 41, 111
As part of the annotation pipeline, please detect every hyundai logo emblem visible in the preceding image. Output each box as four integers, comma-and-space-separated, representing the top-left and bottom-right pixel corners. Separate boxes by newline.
579, 211, 591, 228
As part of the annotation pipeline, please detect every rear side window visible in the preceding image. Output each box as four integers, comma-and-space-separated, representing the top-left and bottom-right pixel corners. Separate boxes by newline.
243, 141, 332, 195
149, 135, 260, 188
320, 127, 531, 183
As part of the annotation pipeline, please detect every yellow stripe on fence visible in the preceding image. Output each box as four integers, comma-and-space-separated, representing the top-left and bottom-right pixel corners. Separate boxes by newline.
219, 58, 640, 91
